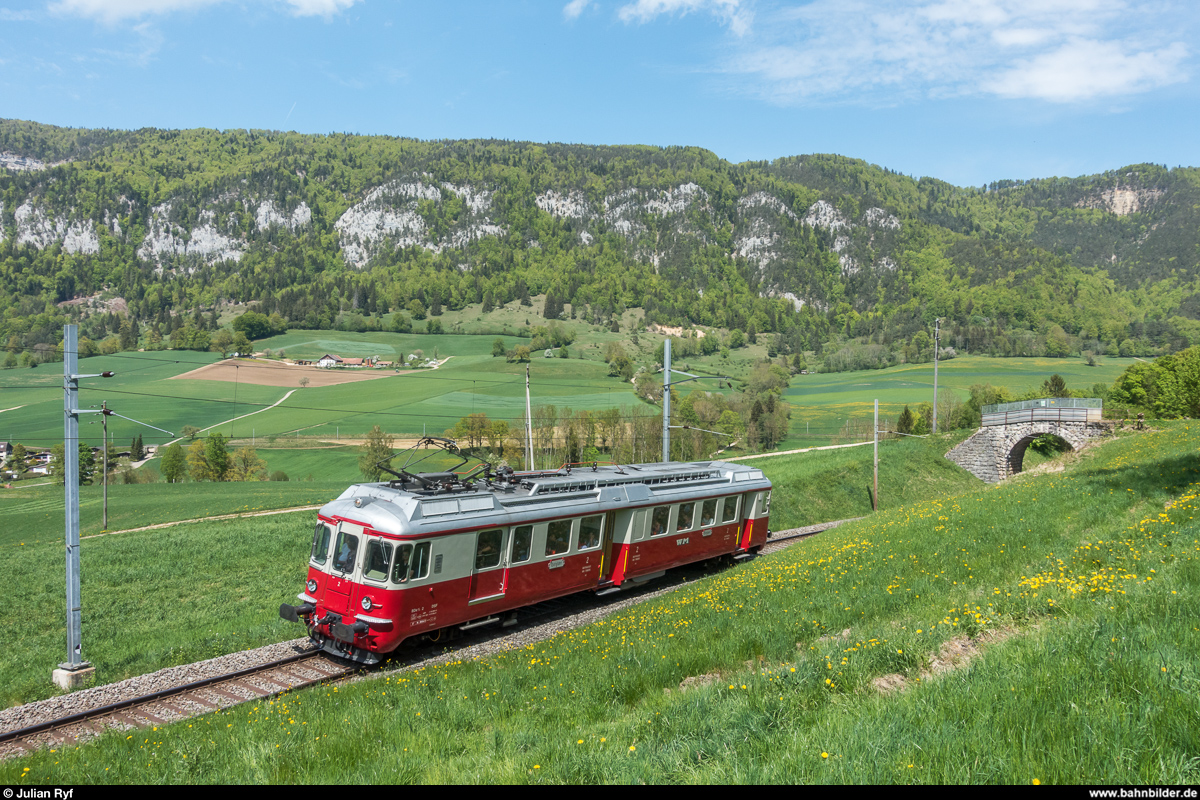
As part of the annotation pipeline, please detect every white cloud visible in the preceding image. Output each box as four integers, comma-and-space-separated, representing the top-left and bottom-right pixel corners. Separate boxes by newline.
282, 0, 360, 16
718, 0, 1192, 103
563, 0, 591, 20
983, 38, 1188, 100
49, 0, 224, 23
618, 0, 752, 36
48, 0, 361, 23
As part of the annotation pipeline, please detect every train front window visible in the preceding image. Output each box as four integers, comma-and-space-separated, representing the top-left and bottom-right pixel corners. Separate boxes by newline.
311, 523, 332, 565
332, 531, 360, 574
475, 529, 503, 570
363, 539, 392, 583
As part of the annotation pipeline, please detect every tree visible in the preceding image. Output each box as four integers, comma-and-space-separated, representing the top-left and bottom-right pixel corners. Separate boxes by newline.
1042, 374, 1069, 397
160, 442, 186, 483
229, 446, 268, 481
52, 443, 95, 486
359, 425, 394, 481
426, 318, 444, 335
211, 328, 234, 357
896, 405, 916, 435
232, 331, 253, 355
205, 433, 230, 480
391, 313, 413, 333
299, 376, 310, 389
491, 338, 506, 358
130, 435, 144, 462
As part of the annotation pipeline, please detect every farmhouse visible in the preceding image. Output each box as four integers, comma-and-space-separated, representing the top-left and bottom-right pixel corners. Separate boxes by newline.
318, 354, 342, 368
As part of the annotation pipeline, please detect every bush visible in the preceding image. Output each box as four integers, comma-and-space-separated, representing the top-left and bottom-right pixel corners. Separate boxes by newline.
270, 470, 289, 482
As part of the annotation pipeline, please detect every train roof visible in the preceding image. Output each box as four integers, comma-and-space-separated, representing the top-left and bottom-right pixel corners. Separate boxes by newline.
317, 460, 771, 537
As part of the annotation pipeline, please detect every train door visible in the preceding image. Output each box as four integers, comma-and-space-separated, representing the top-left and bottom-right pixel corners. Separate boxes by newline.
598, 511, 618, 583
468, 528, 507, 605
325, 521, 364, 616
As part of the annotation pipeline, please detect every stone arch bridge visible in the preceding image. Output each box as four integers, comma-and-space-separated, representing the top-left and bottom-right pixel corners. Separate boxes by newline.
945, 398, 1109, 483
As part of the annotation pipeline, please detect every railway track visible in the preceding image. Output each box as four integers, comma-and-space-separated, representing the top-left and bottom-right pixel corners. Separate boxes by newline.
0, 651, 353, 758
0, 516, 855, 761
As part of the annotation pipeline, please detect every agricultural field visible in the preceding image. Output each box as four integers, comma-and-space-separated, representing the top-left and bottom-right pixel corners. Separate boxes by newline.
779, 354, 1136, 449
1, 422, 1197, 783
0, 324, 1135, 470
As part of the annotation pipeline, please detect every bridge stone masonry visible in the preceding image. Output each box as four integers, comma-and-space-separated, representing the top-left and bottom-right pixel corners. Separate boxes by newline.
945, 398, 1110, 483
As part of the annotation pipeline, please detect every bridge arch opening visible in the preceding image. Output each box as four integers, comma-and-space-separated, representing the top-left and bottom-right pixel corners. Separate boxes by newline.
1006, 433, 1074, 477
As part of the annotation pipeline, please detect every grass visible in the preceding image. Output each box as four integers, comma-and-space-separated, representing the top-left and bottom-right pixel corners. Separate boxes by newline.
2, 422, 1198, 783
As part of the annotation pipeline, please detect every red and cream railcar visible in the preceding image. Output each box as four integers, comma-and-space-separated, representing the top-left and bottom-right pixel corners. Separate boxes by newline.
280, 459, 772, 664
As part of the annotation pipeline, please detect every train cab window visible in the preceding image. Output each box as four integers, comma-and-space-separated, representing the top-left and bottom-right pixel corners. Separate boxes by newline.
363, 539, 392, 583
578, 516, 602, 551
410, 542, 431, 580
511, 525, 533, 564
721, 496, 740, 523
701, 500, 717, 527
546, 520, 571, 556
475, 529, 503, 570
676, 503, 695, 532
650, 506, 670, 537
392, 545, 412, 583
332, 531, 360, 574
311, 523, 332, 565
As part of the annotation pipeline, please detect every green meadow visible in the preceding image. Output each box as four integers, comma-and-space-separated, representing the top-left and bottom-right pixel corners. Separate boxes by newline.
1, 325, 1134, 462
780, 354, 1135, 448
2, 419, 1195, 783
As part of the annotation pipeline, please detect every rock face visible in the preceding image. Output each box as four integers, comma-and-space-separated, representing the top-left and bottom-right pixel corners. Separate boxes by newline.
0, 152, 51, 171
15, 202, 99, 254
334, 178, 506, 268
138, 201, 244, 267
255, 200, 311, 231
1076, 186, 1164, 216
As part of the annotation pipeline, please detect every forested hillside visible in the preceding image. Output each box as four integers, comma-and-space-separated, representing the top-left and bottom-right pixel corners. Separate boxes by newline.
3, 119, 1198, 368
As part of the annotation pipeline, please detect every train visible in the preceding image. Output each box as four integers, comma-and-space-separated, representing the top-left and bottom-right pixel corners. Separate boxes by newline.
279, 438, 772, 664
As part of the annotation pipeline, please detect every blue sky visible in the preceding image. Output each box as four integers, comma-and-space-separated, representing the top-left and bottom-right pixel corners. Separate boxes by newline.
0, 0, 1196, 186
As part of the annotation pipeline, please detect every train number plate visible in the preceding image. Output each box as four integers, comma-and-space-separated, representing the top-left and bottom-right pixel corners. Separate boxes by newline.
548, 558, 565, 570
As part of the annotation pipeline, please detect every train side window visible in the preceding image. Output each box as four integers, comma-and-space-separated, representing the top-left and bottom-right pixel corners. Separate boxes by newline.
578, 515, 602, 551
701, 500, 717, 527
332, 530, 359, 574
721, 496, 739, 523
511, 525, 533, 564
546, 520, 571, 556
311, 523, 332, 565
676, 502, 695, 532
650, 506, 670, 537
410, 542, 431, 580
475, 529, 503, 570
392, 545, 412, 584
363, 539, 392, 583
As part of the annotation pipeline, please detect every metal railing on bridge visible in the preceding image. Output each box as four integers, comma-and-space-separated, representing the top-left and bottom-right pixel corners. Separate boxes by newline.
981, 397, 1103, 427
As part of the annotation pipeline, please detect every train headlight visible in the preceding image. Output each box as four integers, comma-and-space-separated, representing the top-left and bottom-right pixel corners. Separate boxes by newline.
360, 596, 373, 611
307, 579, 318, 594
